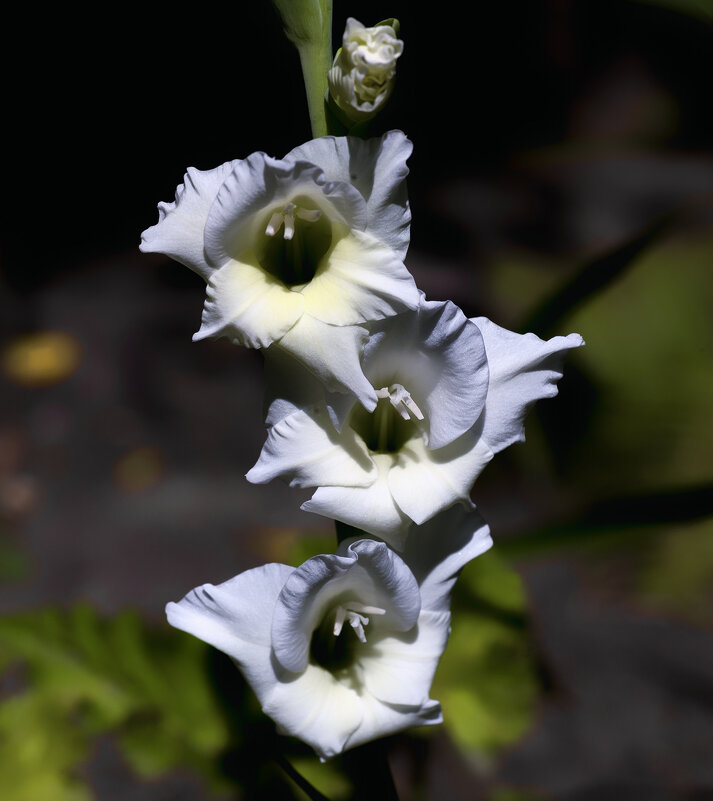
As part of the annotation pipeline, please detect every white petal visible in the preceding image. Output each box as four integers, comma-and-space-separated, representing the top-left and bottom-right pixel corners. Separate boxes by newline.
343, 692, 442, 754
166, 563, 365, 761
363, 298, 489, 448
400, 503, 493, 614
302, 455, 411, 544
473, 317, 585, 454
165, 562, 294, 698
203, 152, 367, 269
302, 228, 419, 326
262, 663, 365, 760
284, 130, 412, 259
388, 432, 494, 526
194, 258, 305, 348
271, 539, 420, 673
140, 160, 240, 281
246, 407, 376, 489
275, 315, 378, 411
358, 609, 450, 707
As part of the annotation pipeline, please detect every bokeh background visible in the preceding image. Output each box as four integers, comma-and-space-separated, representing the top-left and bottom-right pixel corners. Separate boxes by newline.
2, 1, 712, 799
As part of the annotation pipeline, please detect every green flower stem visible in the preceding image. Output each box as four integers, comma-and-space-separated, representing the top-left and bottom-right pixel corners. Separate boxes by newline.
276, 754, 331, 801
271, 0, 333, 138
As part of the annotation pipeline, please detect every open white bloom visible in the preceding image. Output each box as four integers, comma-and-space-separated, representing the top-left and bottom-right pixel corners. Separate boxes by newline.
328, 18, 404, 124
166, 505, 492, 760
140, 131, 418, 410
248, 297, 584, 547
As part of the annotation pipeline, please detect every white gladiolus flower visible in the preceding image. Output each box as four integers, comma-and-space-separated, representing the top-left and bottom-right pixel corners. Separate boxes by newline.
248, 298, 584, 547
329, 18, 404, 124
166, 505, 492, 760
140, 131, 418, 410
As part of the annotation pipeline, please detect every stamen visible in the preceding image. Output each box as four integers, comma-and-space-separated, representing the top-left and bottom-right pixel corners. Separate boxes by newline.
264, 202, 322, 240
283, 210, 296, 240
331, 601, 386, 643
296, 208, 322, 222
333, 606, 347, 637
264, 211, 285, 237
375, 384, 425, 422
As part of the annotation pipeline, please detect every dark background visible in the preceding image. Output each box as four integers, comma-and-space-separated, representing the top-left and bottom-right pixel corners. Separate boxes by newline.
1, 1, 713, 799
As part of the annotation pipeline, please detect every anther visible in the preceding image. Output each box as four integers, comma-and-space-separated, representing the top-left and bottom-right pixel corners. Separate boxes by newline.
332, 601, 386, 642
265, 203, 322, 240
375, 384, 425, 422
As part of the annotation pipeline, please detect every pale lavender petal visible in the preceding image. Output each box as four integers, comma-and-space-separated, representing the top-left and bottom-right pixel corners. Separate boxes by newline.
166, 562, 294, 700
363, 298, 489, 448
246, 407, 376, 489
302, 456, 411, 543
473, 317, 585, 454
358, 609, 450, 707
400, 502, 492, 614
301, 229, 419, 326
284, 130, 412, 259
271, 539, 420, 673
204, 153, 367, 269
275, 316, 377, 411
140, 160, 240, 280
387, 432, 494, 526
194, 258, 305, 348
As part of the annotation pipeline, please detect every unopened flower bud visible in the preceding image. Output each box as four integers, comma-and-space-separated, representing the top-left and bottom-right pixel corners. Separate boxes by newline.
328, 18, 403, 125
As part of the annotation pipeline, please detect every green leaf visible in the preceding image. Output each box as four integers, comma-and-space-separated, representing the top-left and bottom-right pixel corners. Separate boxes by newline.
501, 483, 713, 558
636, 517, 713, 624
434, 551, 539, 756
520, 212, 673, 337
0, 693, 91, 801
564, 234, 713, 494
0, 605, 231, 798
0, 533, 30, 581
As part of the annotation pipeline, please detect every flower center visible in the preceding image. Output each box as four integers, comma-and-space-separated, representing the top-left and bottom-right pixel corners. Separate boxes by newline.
332, 601, 386, 643
310, 600, 385, 671
264, 203, 322, 240
349, 383, 424, 453
256, 196, 332, 288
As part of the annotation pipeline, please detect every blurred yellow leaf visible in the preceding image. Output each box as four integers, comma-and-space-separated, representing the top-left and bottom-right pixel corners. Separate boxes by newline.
1, 332, 81, 387
114, 447, 163, 493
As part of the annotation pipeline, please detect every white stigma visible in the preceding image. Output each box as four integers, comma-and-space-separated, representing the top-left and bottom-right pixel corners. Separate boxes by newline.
332, 601, 386, 643
265, 203, 322, 240
375, 383, 424, 422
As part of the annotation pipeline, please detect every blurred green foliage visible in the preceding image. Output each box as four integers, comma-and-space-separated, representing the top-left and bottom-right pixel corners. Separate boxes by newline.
631, 0, 713, 23
567, 236, 713, 494
0, 606, 230, 800
432, 550, 539, 758
637, 517, 713, 624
